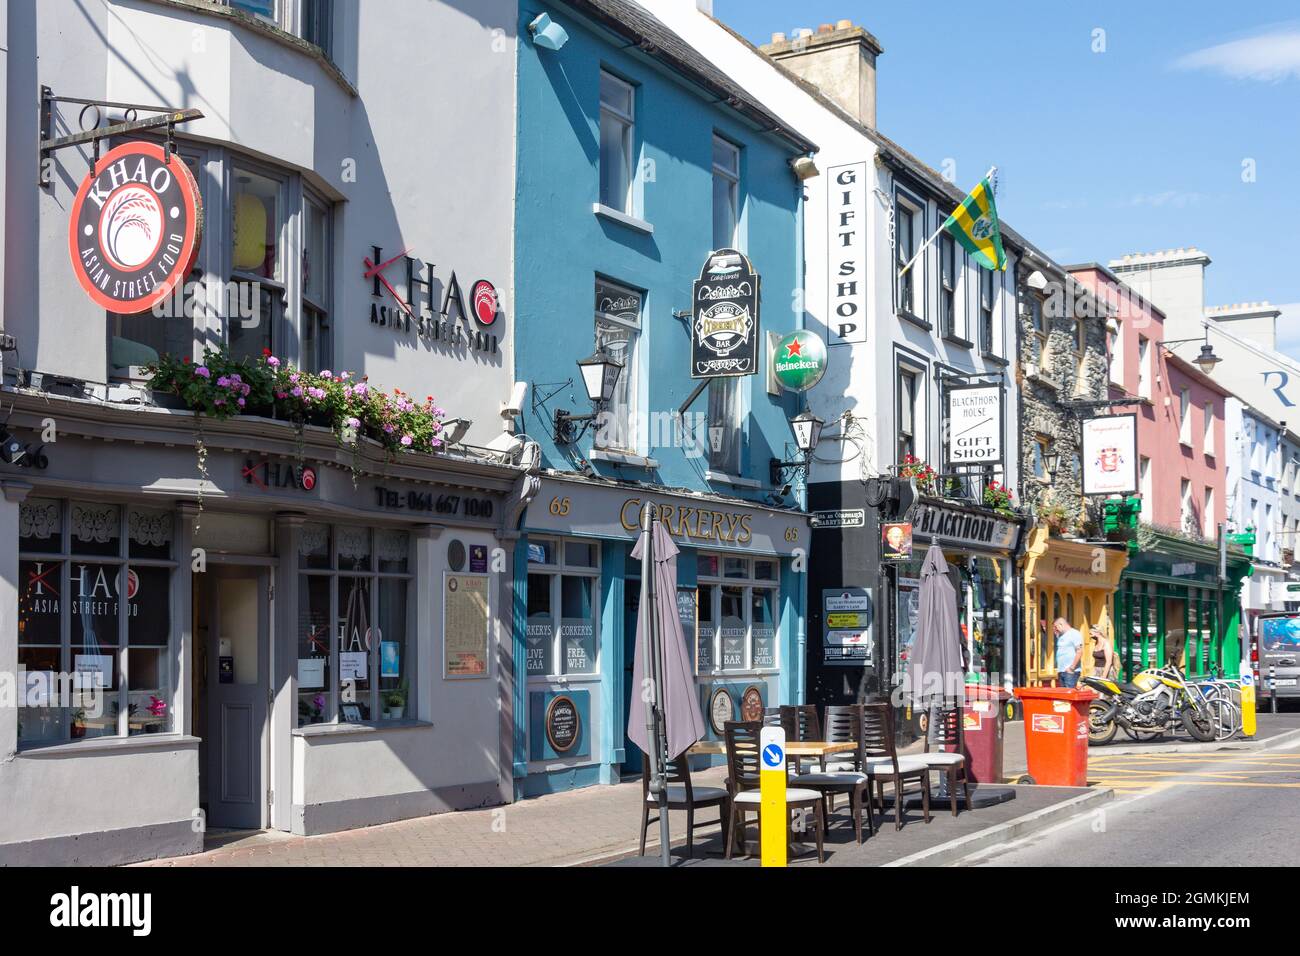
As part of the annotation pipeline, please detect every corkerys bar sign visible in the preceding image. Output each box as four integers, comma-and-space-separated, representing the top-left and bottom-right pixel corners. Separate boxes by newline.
691, 248, 760, 378
68, 141, 203, 314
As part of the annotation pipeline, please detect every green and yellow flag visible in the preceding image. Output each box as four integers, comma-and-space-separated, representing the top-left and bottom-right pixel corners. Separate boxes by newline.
943, 176, 1006, 271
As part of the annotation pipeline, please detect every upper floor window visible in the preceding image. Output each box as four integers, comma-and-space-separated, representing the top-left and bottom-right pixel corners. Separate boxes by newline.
712, 135, 740, 250
895, 197, 921, 316
593, 278, 642, 453
1137, 336, 1151, 398
111, 144, 335, 381
898, 366, 921, 464
1178, 388, 1191, 446
227, 1, 334, 58
1202, 402, 1214, 456
1107, 325, 1122, 385
979, 268, 996, 355
939, 233, 957, 339
599, 71, 635, 214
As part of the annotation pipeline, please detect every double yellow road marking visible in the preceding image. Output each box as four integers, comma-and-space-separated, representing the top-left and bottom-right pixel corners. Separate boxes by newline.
1087, 752, 1300, 792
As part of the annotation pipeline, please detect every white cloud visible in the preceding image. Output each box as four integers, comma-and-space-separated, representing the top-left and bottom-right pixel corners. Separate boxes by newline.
1117, 190, 1206, 209
1175, 29, 1300, 82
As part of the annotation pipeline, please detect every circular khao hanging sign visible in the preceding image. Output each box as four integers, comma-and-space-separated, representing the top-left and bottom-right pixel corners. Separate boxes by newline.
67, 141, 203, 314
772, 329, 827, 392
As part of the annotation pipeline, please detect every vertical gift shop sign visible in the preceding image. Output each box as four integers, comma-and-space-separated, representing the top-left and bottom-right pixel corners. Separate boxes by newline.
67, 141, 203, 313
827, 162, 867, 346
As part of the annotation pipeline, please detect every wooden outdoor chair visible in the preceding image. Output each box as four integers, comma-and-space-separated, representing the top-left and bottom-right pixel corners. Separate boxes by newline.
723, 720, 825, 863
916, 704, 972, 817
780, 703, 823, 774
860, 702, 932, 830
638, 753, 730, 859
793, 704, 874, 843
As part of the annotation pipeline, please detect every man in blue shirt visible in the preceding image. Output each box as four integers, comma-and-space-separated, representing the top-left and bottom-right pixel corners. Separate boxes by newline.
1054, 618, 1084, 688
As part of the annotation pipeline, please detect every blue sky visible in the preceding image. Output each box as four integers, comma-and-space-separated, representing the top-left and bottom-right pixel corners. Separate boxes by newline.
715, 1, 1300, 357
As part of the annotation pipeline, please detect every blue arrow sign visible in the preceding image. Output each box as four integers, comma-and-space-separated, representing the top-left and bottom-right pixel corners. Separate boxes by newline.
762, 743, 784, 768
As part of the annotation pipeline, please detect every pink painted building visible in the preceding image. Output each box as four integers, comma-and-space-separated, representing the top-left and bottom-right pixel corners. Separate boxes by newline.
1069, 264, 1229, 539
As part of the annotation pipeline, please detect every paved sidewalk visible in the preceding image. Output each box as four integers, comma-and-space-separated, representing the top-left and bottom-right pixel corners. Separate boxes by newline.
138, 713, 1295, 868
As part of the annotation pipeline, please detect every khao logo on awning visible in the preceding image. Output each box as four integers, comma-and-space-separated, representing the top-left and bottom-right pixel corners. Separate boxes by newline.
67, 141, 203, 314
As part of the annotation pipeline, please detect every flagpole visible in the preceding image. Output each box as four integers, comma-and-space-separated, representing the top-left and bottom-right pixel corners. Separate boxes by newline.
896, 166, 997, 279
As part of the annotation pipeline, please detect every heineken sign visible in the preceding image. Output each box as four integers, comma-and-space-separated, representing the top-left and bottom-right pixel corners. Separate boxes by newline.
691, 248, 760, 378
772, 330, 827, 392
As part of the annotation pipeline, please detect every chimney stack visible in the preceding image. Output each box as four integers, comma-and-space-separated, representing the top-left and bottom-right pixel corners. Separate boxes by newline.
760, 21, 883, 129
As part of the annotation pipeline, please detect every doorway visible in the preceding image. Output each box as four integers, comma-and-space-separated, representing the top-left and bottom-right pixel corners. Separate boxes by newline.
194, 565, 271, 830
621, 578, 642, 776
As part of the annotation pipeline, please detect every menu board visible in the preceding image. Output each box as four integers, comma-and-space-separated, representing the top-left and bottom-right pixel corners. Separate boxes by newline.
445, 574, 489, 678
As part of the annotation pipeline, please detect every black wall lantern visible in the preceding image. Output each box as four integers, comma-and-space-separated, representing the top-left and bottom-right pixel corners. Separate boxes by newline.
769, 409, 824, 485
554, 349, 624, 444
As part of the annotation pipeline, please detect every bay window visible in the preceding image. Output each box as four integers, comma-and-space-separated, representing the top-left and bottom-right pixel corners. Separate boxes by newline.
225, 1, 335, 58
109, 144, 336, 381
297, 523, 413, 725
17, 499, 176, 746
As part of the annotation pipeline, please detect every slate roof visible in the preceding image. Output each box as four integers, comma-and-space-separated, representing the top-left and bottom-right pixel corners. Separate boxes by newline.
562, 0, 817, 154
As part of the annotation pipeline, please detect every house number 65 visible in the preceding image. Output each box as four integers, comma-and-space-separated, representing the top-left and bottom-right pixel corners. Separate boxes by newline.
549, 496, 571, 516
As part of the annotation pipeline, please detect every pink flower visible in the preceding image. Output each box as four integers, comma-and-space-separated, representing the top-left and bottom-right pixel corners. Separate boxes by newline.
267, 356, 280, 367
400, 434, 413, 446
292, 386, 303, 397
383, 423, 395, 434
237, 398, 246, 407
195, 366, 210, 378
346, 417, 360, 428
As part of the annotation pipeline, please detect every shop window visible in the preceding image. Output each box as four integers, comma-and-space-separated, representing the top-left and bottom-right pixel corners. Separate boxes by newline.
296, 525, 412, 725
525, 538, 601, 679
594, 278, 642, 453
17, 500, 176, 746
698, 552, 779, 673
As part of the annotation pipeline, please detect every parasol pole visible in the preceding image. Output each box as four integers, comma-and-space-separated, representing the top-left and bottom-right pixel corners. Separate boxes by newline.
640, 504, 671, 866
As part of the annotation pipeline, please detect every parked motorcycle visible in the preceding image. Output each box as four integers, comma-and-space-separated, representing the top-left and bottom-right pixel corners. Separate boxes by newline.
1082, 664, 1222, 745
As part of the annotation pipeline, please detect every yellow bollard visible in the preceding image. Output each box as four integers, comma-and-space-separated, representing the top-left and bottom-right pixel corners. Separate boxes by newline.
759, 725, 787, 867
1239, 660, 1257, 737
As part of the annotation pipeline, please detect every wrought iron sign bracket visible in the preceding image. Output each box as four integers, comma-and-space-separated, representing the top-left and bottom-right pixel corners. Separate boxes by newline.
39, 86, 203, 188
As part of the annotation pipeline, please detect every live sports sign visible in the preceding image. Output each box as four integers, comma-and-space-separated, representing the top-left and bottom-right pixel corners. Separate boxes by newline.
67, 141, 203, 314
364, 245, 500, 356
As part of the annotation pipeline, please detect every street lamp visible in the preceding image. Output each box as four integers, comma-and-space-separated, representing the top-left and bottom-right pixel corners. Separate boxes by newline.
1042, 448, 1061, 482
554, 349, 623, 444
1161, 331, 1222, 376
770, 410, 824, 486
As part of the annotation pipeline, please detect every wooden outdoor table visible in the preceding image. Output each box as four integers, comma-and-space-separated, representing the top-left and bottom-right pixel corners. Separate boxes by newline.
687, 739, 856, 757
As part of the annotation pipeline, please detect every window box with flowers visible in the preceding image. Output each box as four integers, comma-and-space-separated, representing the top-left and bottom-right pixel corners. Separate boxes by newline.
983, 480, 1018, 519
898, 454, 938, 496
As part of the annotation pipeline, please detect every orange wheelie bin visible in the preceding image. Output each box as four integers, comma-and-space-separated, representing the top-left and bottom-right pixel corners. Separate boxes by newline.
1012, 686, 1097, 787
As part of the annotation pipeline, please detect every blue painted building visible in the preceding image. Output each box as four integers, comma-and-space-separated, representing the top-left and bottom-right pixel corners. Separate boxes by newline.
511, 0, 817, 796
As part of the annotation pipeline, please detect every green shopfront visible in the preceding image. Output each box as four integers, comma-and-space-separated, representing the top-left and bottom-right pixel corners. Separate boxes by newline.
512, 474, 810, 797
1114, 527, 1251, 680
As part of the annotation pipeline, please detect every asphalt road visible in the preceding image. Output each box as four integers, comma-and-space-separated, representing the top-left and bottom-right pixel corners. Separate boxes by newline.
965, 738, 1300, 866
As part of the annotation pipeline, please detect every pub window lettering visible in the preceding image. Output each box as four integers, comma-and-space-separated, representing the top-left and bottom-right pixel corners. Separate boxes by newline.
696, 553, 779, 674
297, 524, 413, 726
526, 538, 601, 679
18, 500, 176, 745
